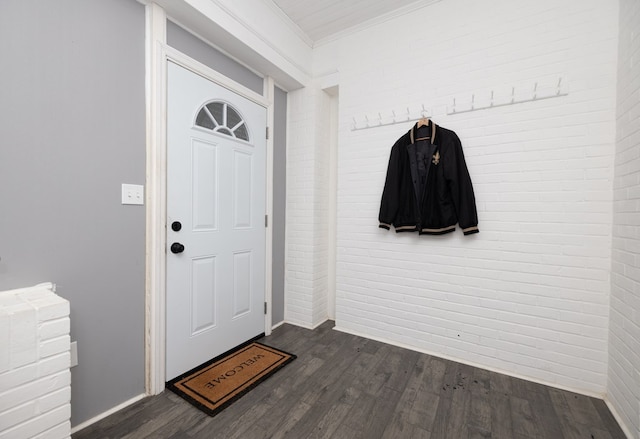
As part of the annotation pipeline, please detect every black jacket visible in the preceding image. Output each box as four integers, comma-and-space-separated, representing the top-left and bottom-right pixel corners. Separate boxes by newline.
379, 120, 479, 235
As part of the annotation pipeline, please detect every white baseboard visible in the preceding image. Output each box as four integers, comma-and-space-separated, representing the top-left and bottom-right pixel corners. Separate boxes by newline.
309, 318, 331, 330
284, 317, 330, 331
332, 325, 605, 400
603, 396, 636, 439
71, 393, 147, 434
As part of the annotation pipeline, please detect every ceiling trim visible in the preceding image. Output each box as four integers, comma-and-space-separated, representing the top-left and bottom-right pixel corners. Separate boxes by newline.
313, 0, 443, 48
156, 0, 311, 89
207, 0, 312, 76
262, 0, 314, 48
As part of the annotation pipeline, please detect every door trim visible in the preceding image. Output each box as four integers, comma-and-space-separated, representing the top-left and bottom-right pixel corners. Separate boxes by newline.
145, 6, 273, 395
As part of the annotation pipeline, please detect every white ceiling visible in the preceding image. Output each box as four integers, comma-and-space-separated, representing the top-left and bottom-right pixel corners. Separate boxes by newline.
271, 0, 437, 45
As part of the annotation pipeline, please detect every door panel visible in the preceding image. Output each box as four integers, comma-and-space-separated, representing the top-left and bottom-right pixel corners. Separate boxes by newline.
233, 150, 253, 228
191, 256, 217, 334
191, 140, 218, 231
166, 62, 266, 380
233, 251, 252, 317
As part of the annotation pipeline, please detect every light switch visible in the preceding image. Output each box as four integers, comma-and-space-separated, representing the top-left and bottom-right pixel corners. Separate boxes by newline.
121, 184, 144, 205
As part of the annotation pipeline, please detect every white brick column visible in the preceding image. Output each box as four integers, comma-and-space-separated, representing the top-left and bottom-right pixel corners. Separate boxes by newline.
285, 83, 331, 328
0, 283, 71, 439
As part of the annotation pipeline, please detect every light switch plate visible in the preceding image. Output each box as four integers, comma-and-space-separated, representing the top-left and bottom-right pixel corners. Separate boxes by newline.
122, 184, 144, 205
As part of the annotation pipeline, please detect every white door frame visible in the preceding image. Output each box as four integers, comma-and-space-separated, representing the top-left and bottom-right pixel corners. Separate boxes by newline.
144, 5, 274, 395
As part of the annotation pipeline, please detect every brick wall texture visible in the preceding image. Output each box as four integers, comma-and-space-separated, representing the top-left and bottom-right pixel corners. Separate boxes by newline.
292, 0, 620, 395
608, 0, 640, 437
286, 82, 332, 328
286, 0, 640, 434
0, 284, 71, 439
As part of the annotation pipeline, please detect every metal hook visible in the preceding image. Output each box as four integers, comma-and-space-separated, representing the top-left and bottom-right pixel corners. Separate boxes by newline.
378, 112, 383, 125
351, 117, 357, 130
471, 94, 475, 110
511, 86, 515, 104
556, 77, 563, 95
533, 82, 538, 100
490, 90, 494, 107
452, 98, 457, 113
406, 107, 411, 120
421, 104, 427, 117
392, 110, 396, 122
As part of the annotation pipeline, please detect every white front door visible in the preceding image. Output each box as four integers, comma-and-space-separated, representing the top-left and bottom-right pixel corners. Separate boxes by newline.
166, 61, 267, 380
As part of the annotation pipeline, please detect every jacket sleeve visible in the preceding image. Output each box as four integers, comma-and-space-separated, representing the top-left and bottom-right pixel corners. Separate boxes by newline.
378, 144, 401, 230
443, 134, 479, 235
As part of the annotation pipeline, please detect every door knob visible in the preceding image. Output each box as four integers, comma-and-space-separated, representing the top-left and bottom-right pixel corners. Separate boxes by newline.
170, 242, 185, 254
171, 221, 182, 232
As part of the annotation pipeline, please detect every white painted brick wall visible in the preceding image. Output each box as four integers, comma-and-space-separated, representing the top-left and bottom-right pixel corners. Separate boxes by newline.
286, 82, 332, 328
608, 0, 640, 437
0, 284, 71, 439
296, 0, 620, 396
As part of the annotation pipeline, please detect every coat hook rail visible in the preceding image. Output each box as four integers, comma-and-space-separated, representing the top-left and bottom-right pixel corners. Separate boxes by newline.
351, 105, 431, 131
447, 76, 568, 115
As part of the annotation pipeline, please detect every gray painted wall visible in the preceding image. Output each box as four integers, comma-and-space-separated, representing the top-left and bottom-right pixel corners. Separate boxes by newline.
272, 87, 287, 325
167, 21, 264, 95
167, 23, 287, 326
0, 0, 146, 427
0, 2, 286, 427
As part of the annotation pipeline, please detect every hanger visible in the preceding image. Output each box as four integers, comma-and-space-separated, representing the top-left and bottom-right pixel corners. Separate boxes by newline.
415, 117, 430, 141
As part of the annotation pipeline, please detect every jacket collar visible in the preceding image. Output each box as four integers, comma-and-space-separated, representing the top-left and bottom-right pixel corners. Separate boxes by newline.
410, 120, 437, 145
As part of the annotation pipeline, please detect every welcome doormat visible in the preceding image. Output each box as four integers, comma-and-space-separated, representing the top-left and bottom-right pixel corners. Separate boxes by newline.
166, 342, 296, 417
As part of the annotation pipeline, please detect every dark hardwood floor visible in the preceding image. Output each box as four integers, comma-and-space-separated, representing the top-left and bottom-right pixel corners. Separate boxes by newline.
73, 321, 626, 439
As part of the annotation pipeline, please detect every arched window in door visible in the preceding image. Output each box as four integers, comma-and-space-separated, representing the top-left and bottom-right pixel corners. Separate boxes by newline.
195, 101, 250, 141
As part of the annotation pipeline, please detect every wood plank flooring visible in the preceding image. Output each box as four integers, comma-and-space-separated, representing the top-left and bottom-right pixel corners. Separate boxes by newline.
73, 321, 626, 439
